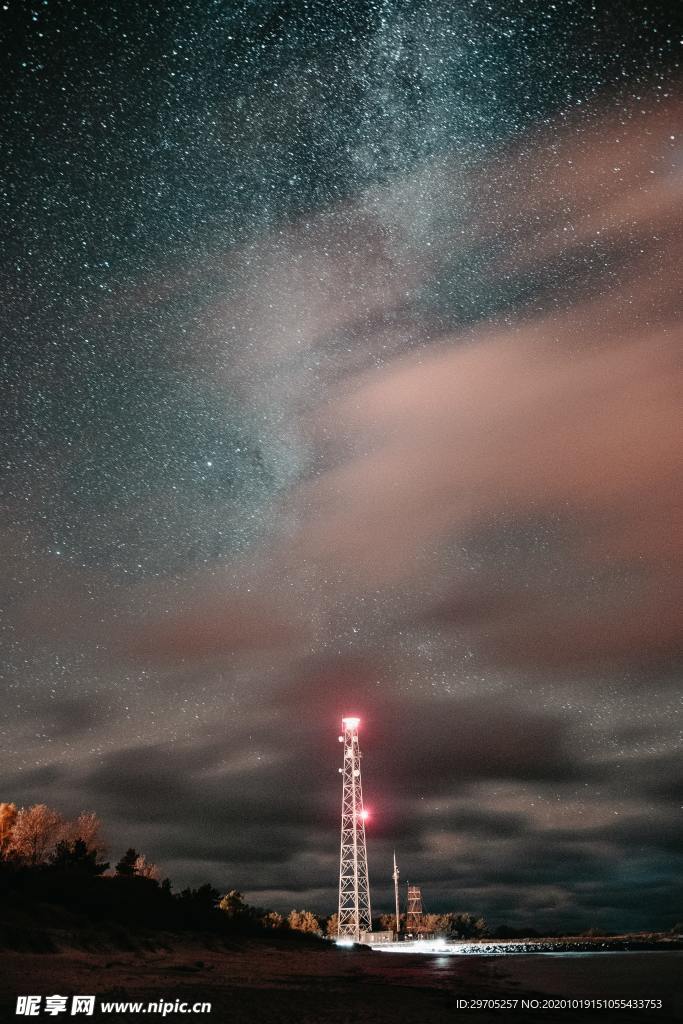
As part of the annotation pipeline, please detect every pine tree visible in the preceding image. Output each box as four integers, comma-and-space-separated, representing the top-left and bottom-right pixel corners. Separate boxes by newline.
115, 847, 139, 876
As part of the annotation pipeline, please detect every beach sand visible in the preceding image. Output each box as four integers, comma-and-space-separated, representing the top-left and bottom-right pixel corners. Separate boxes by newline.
1, 940, 681, 1022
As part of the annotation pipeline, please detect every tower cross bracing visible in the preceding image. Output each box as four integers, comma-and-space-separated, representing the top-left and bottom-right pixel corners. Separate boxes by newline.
406, 884, 424, 933
337, 716, 372, 939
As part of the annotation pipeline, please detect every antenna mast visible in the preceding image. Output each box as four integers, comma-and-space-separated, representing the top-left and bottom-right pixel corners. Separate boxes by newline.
392, 851, 400, 937
337, 716, 372, 940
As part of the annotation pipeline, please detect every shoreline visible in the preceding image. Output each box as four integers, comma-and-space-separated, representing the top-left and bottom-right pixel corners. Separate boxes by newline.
366, 936, 683, 956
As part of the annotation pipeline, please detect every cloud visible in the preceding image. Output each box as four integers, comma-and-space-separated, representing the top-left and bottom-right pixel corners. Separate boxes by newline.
115, 93, 682, 679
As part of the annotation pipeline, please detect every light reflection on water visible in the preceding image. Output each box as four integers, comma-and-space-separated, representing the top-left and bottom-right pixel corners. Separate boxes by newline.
375, 946, 682, 963
417, 949, 683, 976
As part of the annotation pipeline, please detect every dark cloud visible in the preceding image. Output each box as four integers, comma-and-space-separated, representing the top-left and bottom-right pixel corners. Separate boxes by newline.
438, 809, 530, 839
5, 675, 678, 933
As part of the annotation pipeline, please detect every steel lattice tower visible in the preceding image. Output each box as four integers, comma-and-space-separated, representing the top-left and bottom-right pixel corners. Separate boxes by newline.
406, 884, 424, 933
337, 716, 372, 939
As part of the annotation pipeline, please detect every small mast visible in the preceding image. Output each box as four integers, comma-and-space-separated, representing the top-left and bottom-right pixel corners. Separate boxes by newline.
392, 850, 400, 937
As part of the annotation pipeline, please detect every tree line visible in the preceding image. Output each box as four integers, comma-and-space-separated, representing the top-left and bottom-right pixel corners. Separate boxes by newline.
0, 801, 332, 939
0, 800, 352, 942
374, 912, 488, 939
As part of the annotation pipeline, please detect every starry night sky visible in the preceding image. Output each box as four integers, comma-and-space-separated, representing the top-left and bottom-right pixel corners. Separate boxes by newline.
2, 0, 681, 932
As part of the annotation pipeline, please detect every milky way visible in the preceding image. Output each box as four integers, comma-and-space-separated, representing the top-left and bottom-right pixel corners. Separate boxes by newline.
1, 1, 681, 932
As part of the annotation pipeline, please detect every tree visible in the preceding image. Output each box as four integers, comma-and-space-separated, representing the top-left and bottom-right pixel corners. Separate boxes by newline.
133, 853, 160, 880
115, 847, 160, 879
8, 804, 64, 865
326, 912, 339, 937
50, 839, 109, 875
261, 910, 285, 930
115, 848, 140, 877
61, 812, 106, 856
287, 909, 321, 934
422, 913, 444, 934
219, 889, 247, 917
2, 803, 106, 866
0, 802, 17, 855
438, 912, 488, 939
179, 883, 220, 911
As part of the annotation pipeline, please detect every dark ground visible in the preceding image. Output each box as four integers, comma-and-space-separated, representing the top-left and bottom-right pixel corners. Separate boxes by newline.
1, 938, 681, 1023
